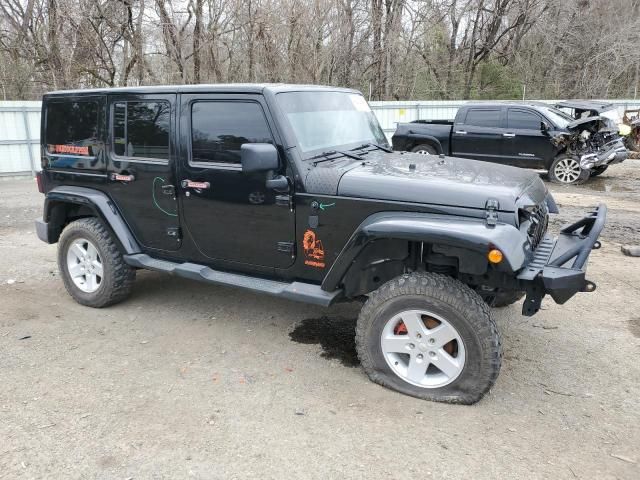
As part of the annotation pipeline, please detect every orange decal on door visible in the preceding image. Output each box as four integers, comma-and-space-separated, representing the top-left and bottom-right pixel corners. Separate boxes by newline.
302, 229, 325, 268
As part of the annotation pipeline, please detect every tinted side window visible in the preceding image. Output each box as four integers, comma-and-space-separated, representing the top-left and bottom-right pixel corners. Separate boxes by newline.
112, 101, 170, 160
46, 101, 99, 155
191, 102, 273, 164
464, 109, 501, 128
507, 109, 541, 130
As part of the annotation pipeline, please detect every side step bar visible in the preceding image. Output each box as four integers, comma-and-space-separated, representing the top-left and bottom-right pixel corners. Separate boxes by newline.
123, 254, 343, 307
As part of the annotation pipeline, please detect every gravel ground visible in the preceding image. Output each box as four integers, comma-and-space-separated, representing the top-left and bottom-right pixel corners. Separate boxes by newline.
1, 162, 639, 479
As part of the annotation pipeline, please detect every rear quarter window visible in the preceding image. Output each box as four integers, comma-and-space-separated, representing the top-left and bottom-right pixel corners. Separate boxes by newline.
46, 101, 100, 156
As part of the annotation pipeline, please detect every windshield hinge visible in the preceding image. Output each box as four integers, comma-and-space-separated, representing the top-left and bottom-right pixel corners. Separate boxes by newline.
485, 199, 500, 227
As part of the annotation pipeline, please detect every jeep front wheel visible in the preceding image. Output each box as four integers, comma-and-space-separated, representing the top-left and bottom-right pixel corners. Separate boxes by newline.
356, 272, 502, 404
58, 218, 135, 308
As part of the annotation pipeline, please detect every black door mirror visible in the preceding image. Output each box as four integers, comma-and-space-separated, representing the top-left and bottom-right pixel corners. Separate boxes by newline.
541, 121, 550, 134
241, 143, 279, 173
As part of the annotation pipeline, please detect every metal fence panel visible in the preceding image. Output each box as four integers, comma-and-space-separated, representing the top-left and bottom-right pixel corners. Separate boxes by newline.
1, 98, 640, 175
0, 101, 41, 176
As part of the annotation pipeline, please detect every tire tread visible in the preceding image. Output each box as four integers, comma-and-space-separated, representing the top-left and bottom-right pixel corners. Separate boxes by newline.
355, 272, 502, 404
58, 218, 135, 308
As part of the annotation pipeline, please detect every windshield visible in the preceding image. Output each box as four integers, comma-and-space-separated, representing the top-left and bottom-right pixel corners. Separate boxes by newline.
600, 108, 622, 125
276, 91, 388, 155
539, 106, 574, 128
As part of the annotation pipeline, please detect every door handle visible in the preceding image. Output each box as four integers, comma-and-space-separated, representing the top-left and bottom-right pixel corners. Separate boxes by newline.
503, 133, 516, 137
161, 184, 175, 195
111, 173, 135, 182
181, 180, 210, 189
455, 130, 467, 135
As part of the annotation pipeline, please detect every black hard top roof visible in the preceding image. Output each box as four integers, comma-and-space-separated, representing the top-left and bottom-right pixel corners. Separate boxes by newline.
44, 83, 360, 97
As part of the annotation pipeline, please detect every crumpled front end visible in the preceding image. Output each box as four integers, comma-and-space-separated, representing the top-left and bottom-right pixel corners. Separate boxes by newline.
551, 117, 629, 170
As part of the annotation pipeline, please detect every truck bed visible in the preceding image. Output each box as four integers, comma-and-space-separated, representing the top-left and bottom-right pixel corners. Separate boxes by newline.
392, 121, 453, 154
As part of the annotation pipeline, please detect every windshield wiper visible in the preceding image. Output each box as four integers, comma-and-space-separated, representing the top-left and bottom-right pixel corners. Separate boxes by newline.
352, 142, 393, 153
308, 149, 363, 165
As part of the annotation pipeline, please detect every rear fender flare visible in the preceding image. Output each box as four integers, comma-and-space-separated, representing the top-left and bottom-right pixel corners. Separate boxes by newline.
321, 212, 527, 292
44, 186, 141, 254
406, 134, 443, 154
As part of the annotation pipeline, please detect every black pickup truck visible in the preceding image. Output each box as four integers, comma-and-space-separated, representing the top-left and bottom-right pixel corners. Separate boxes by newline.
392, 102, 628, 185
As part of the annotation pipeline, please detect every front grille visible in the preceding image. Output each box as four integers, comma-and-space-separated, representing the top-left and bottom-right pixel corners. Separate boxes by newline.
527, 202, 549, 250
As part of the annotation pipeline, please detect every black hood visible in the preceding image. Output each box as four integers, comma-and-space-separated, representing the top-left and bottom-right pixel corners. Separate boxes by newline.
330, 151, 546, 212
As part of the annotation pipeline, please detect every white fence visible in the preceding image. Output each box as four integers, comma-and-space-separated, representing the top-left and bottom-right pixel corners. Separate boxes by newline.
0, 101, 41, 176
2, 98, 640, 176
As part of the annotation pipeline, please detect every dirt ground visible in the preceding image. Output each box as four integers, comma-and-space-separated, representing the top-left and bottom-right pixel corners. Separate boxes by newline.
1, 162, 639, 479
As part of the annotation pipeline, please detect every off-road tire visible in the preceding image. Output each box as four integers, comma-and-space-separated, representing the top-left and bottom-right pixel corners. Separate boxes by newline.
411, 144, 437, 155
58, 218, 135, 308
590, 165, 608, 177
355, 272, 502, 405
548, 154, 590, 185
492, 290, 525, 308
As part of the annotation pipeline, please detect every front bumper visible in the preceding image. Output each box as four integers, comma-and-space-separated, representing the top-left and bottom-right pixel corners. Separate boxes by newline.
517, 204, 606, 316
580, 140, 628, 169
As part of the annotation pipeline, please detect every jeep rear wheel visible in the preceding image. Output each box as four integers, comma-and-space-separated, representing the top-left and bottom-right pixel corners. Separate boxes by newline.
356, 272, 502, 404
58, 218, 135, 308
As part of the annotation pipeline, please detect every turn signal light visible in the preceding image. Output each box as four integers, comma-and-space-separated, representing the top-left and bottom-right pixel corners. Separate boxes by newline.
488, 249, 503, 264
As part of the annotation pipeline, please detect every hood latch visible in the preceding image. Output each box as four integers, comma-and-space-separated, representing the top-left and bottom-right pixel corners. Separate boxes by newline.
485, 199, 500, 227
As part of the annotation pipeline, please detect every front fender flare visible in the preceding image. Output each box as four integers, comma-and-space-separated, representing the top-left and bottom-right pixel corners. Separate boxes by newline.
321, 212, 527, 292
44, 186, 141, 254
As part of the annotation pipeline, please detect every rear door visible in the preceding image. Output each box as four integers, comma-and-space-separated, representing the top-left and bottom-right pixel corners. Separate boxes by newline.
451, 107, 504, 162
105, 94, 181, 252
502, 108, 554, 168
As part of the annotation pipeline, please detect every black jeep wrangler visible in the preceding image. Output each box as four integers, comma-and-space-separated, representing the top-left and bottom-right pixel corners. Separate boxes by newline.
35, 84, 606, 404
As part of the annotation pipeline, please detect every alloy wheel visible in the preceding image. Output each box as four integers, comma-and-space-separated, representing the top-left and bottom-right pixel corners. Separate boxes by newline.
66, 237, 103, 293
554, 157, 582, 184
380, 309, 466, 388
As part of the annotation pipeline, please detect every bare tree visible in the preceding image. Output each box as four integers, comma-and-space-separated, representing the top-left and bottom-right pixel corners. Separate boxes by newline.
0, 0, 638, 100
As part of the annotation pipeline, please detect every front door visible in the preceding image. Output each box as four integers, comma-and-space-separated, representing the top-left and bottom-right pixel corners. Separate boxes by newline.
178, 94, 295, 268
502, 108, 554, 168
106, 94, 181, 252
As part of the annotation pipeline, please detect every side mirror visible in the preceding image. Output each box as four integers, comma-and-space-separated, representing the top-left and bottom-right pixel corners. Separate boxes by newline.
240, 143, 279, 173
541, 121, 550, 134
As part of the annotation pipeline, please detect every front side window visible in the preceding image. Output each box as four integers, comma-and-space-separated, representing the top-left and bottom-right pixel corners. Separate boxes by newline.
113, 101, 170, 160
507, 109, 542, 130
191, 101, 273, 164
464, 109, 501, 128
276, 91, 387, 155
46, 101, 99, 155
